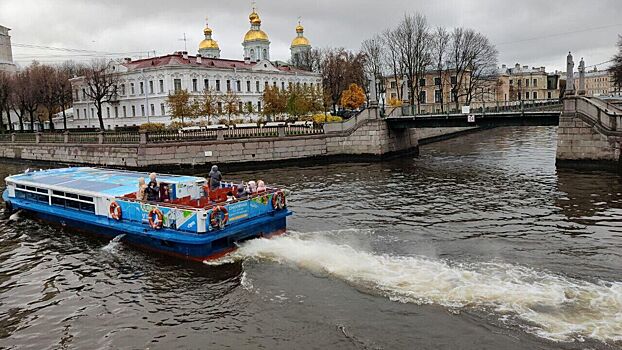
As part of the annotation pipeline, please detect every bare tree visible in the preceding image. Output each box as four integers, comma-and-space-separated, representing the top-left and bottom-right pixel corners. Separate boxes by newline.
0, 72, 11, 132
383, 28, 404, 102
56, 63, 77, 130
10, 66, 40, 132
316, 48, 366, 113
83, 59, 118, 130
361, 35, 384, 101
394, 13, 431, 113
448, 28, 498, 109
431, 26, 450, 112
611, 35, 622, 92
33, 64, 58, 131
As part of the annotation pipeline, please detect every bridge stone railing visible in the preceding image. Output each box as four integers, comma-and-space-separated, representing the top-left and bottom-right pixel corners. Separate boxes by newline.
565, 96, 622, 133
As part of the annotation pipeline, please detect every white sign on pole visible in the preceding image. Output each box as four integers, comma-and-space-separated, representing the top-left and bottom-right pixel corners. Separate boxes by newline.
462, 106, 471, 114
467, 115, 476, 123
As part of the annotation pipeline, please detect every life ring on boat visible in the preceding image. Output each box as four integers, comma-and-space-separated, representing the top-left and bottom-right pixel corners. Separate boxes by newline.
210, 206, 229, 230
109, 201, 122, 221
272, 191, 286, 210
149, 208, 164, 230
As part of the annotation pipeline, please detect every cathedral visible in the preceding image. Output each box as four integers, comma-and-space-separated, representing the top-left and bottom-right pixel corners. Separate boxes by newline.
68, 8, 321, 130
198, 8, 312, 65
0, 25, 16, 73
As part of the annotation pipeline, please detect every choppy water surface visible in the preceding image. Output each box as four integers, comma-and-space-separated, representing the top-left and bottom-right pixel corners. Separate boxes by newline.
1, 126, 622, 349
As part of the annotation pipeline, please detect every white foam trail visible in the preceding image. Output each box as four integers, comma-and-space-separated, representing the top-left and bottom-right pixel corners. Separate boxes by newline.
234, 233, 622, 343
101, 234, 126, 253
8, 210, 21, 221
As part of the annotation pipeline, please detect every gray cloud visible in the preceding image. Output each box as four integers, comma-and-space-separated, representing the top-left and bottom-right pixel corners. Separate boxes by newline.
1, 0, 621, 71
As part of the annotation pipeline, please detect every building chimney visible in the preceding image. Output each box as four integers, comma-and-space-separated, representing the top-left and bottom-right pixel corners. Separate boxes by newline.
196, 54, 202, 64
540, 66, 545, 72
182, 51, 189, 60
244, 56, 251, 64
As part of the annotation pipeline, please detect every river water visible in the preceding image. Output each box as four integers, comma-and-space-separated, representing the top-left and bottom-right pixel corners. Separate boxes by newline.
0, 126, 621, 349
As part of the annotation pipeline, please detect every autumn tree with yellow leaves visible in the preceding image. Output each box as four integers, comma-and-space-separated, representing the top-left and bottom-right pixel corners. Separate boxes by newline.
340, 83, 366, 110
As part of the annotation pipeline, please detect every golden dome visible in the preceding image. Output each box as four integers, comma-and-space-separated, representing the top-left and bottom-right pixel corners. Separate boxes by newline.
199, 38, 219, 50
203, 26, 212, 36
249, 11, 259, 22
296, 24, 304, 33
244, 29, 269, 42
291, 36, 310, 47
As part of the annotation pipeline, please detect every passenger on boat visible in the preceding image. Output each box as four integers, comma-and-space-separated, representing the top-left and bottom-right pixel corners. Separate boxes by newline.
226, 191, 236, 202
136, 178, 147, 201
257, 180, 267, 193
236, 184, 248, 199
160, 184, 170, 202
146, 173, 160, 201
209, 165, 222, 190
247, 180, 257, 194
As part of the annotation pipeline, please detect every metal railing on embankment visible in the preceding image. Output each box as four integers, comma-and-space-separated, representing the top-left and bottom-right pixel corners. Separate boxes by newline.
399, 99, 562, 117
0, 125, 325, 145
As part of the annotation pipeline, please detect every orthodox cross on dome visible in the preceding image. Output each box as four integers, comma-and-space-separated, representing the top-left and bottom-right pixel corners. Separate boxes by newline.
251, 0, 257, 11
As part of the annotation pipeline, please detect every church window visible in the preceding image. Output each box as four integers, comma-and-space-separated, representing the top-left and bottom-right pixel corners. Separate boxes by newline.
216, 80, 221, 92
263, 49, 267, 59
159, 80, 164, 93
237, 80, 241, 92
139, 82, 144, 95
247, 81, 251, 92
160, 103, 165, 115
204, 79, 209, 90
192, 79, 198, 92
173, 79, 182, 92
226, 80, 231, 92
131, 106, 136, 117
150, 104, 155, 116
149, 81, 154, 94
256, 81, 260, 92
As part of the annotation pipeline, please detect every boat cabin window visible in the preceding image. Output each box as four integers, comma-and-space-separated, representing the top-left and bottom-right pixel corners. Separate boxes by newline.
14, 185, 49, 204
50, 191, 95, 213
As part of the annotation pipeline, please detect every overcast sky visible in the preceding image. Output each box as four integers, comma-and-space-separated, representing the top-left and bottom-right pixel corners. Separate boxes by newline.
1, 0, 621, 72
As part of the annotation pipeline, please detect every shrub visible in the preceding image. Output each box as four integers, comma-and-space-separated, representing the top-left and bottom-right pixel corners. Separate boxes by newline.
139, 123, 166, 132
167, 121, 192, 130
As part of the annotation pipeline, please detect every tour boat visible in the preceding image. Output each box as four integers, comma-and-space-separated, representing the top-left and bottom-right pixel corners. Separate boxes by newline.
2, 167, 291, 262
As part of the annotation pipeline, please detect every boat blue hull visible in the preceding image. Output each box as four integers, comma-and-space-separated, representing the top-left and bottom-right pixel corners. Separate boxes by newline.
4, 192, 290, 262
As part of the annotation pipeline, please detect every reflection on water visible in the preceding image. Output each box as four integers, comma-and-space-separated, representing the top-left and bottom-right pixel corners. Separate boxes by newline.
0, 126, 621, 349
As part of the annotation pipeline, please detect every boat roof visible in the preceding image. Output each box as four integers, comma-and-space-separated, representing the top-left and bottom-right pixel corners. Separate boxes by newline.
6, 167, 205, 197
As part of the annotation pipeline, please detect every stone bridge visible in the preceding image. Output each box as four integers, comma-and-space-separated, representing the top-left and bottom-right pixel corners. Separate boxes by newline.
557, 96, 622, 169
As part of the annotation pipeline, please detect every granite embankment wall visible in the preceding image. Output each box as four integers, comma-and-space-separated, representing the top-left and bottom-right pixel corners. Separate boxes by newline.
557, 97, 622, 168
0, 108, 430, 169
0, 107, 479, 169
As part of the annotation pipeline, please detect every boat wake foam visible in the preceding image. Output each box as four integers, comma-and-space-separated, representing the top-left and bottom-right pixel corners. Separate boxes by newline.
101, 234, 126, 253
231, 231, 622, 344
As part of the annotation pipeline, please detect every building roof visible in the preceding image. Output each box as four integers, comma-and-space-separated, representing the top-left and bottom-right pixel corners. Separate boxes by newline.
122, 53, 315, 74
8, 167, 203, 197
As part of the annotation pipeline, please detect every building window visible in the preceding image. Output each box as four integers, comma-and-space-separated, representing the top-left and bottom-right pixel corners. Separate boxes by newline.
434, 77, 441, 86
77, 109, 80, 118
91, 108, 94, 118
450, 76, 457, 85
236, 80, 241, 92
265, 81, 269, 89
282, 82, 285, 90
106, 107, 110, 118
547, 91, 552, 99
160, 103, 165, 115
525, 92, 530, 100
525, 79, 529, 87
150, 104, 155, 116
139, 82, 144, 95
216, 80, 221, 92
121, 84, 126, 95
226, 80, 231, 92
533, 91, 537, 99
192, 79, 198, 92
131, 106, 136, 117
149, 81, 154, 94
434, 90, 442, 103
114, 106, 119, 118
141, 105, 145, 116
129, 83, 135, 95
419, 78, 426, 87
238, 101, 243, 112
419, 91, 426, 104
390, 81, 397, 89
204, 79, 209, 90
257, 101, 261, 111
173, 79, 182, 92
533, 79, 537, 87
159, 80, 164, 93
217, 102, 222, 113
256, 81, 260, 92
247, 101, 252, 112
123, 106, 127, 118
